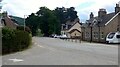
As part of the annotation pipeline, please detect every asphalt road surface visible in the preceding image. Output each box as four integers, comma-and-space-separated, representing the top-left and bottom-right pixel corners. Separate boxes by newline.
2, 37, 118, 65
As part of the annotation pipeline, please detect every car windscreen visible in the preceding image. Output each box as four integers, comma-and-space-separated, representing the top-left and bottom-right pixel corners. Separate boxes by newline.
108, 33, 115, 39
116, 35, 120, 38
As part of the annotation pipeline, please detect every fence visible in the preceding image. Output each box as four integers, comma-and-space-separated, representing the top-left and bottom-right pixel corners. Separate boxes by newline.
60, 36, 81, 43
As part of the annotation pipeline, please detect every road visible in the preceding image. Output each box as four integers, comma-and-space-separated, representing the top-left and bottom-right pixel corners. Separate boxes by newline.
2, 37, 118, 65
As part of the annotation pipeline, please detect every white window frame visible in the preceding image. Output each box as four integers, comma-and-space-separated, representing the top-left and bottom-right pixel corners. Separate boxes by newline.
100, 32, 104, 39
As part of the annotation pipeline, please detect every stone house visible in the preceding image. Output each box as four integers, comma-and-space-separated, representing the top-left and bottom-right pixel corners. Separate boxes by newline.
82, 4, 120, 43
61, 18, 82, 38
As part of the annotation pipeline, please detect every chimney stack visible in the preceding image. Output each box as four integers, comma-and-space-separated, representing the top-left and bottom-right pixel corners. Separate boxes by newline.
115, 4, 120, 14
2, 11, 8, 17
90, 12, 94, 19
98, 8, 107, 17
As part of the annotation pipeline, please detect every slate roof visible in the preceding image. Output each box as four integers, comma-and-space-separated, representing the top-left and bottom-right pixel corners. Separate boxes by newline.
2, 16, 17, 29
81, 23, 89, 27
99, 12, 115, 26
66, 18, 79, 25
86, 12, 115, 27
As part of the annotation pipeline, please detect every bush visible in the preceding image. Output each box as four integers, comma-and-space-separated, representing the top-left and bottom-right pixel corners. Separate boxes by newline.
2, 27, 32, 55
17, 26, 31, 33
36, 29, 44, 37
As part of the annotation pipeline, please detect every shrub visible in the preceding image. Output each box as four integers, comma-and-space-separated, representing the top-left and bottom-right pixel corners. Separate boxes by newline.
17, 26, 31, 33
36, 29, 44, 37
2, 27, 32, 55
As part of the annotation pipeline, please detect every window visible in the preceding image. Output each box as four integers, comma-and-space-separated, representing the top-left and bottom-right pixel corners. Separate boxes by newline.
63, 26, 66, 29
108, 33, 115, 39
68, 25, 71, 29
75, 33, 76, 36
93, 32, 98, 39
116, 35, 120, 38
101, 32, 104, 39
85, 32, 89, 38
96, 32, 98, 39
93, 32, 96, 38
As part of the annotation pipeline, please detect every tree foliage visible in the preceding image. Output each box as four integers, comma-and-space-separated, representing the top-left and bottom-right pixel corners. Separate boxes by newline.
26, 13, 39, 36
25, 6, 78, 36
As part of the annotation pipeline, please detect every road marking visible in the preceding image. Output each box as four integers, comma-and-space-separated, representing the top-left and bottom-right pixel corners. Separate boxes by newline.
37, 45, 44, 48
8, 58, 24, 62
36, 44, 45, 48
35, 43, 37, 45
34, 42, 45, 48
108, 60, 118, 64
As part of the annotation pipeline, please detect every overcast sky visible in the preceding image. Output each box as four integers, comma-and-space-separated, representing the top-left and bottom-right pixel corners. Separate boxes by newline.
1, 0, 120, 22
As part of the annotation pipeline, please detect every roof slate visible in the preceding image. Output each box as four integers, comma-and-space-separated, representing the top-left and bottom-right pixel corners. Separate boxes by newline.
86, 12, 115, 27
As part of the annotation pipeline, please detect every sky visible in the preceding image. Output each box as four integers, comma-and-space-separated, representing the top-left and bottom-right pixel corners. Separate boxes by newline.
1, 0, 120, 22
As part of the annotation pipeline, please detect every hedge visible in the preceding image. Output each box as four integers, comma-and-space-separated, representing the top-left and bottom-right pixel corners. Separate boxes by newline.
17, 26, 31, 33
2, 27, 32, 55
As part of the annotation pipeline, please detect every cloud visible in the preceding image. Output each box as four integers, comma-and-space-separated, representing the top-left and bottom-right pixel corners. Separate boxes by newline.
1, 0, 120, 22
76, 0, 119, 22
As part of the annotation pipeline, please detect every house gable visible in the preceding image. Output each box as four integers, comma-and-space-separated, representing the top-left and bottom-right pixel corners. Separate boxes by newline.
69, 29, 81, 34
68, 21, 81, 33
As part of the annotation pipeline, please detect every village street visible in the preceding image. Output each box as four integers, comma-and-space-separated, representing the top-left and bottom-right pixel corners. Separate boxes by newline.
2, 37, 118, 65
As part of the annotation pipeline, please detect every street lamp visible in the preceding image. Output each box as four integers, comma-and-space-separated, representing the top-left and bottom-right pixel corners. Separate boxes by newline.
89, 23, 92, 43
24, 15, 27, 31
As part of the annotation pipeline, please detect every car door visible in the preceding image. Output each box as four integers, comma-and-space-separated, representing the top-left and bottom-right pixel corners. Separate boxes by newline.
116, 34, 120, 43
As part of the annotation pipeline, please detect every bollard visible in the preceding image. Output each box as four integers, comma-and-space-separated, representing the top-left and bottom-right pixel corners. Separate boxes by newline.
79, 39, 81, 43
75, 39, 77, 42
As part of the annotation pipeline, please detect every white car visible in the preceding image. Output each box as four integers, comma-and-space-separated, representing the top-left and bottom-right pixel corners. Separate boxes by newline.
60, 35, 67, 38
54, 35, 60, 38
106, 32, 120, 43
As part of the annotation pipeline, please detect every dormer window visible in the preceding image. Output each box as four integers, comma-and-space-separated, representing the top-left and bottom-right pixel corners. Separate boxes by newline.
92, 19, 97, 25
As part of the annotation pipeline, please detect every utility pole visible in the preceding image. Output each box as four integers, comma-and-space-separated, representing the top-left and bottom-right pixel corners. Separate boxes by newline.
24, 15, 25, 31
24, 15, 27, 31
89, 23, 92, 43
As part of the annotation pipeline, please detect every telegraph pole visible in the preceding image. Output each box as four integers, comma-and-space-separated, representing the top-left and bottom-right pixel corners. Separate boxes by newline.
24, 15, 25, 31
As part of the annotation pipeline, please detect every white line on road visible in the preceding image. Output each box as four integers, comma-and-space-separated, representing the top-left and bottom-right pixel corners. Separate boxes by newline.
35, 42, 45, 48
37, 44, 44, 48
36, 43, 56, 51
8, 58, 24, 62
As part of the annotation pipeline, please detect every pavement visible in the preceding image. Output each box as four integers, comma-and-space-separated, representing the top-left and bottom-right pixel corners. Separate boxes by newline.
1, 37, 118, 65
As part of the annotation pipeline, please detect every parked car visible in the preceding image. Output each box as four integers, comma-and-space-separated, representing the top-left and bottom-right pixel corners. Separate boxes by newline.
54, 34, 61, 38
60, 34, 67, 38
106, 31, 120, 43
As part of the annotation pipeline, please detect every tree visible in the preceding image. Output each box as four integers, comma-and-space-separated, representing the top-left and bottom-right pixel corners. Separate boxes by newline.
36, 29, 44, 37
54, 7, 66, 24
26, 7, 61, 36
25, 13, 39, 36
25, 6, 78, 36
54, 7, 78, 23
36, 7, 54, 36
66, 7, 78, 21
